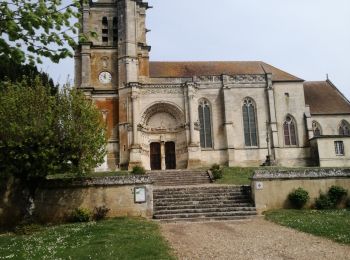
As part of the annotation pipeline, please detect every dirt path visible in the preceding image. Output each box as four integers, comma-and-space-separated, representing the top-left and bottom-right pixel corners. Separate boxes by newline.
160, 218, 350, 260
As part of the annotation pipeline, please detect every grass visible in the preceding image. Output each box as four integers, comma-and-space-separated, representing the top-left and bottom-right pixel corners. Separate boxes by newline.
0, 218, 175, 260
265, 209, 350, 244
214, 167, 256, 185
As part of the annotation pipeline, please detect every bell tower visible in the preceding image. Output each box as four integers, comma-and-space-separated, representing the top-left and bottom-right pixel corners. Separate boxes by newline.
75, 0, 151, 170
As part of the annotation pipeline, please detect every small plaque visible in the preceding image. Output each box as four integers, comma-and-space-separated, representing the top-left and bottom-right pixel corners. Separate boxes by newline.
256, 182, 264, 190
134, 187, 146, 203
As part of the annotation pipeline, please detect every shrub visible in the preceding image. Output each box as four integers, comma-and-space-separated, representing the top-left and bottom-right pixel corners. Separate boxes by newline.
328, 186, 348, 205
315, 194, 334, 210
210, 164, 223, 180
93, 206, 110, 221
288, 188, 309, 209
14, 223, 42, 235
132, 165, 146, 175
70, 208, 92, 222
347, 198, 350, 209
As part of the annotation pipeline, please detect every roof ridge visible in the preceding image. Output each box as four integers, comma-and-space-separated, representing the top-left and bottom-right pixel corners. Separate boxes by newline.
326, 79, 350, 105
260, 62, 303, 82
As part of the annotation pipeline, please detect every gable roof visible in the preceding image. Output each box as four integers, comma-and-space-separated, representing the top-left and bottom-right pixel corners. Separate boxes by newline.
149, 61, 303, 82
304, 80, 350, 115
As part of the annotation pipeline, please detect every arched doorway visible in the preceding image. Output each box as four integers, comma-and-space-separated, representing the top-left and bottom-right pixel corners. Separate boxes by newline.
139, 102, 186, 170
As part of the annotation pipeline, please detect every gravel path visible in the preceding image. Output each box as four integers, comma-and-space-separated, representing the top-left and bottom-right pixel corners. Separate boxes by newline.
160, 218, 350, 260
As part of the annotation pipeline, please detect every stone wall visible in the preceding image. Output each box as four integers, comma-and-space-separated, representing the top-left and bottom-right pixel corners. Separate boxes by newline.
0, 175, 153, 227
35, 176, 153, 224
251, 169, 350, 214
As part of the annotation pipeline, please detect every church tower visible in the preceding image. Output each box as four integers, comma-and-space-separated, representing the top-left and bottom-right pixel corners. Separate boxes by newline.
75, 0, 151, 170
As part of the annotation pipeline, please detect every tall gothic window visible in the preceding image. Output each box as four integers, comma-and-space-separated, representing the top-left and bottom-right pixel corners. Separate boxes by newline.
102, 17, 108, 43
312, 121, 322, 137
198, 99, 213, 148
339, 120, 350, 136
242, 98, 258, 146
284, 115, 297, 146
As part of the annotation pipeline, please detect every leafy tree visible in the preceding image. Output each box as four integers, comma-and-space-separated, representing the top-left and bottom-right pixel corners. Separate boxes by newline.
0, 55, 57, 93
55, 86, 107, 174
0, 79, 107, 220
0, 0, 91, 65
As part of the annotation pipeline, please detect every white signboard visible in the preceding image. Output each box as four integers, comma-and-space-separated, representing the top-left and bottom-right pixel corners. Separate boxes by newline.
134, 187, 146, 203
256, 182, 264, 190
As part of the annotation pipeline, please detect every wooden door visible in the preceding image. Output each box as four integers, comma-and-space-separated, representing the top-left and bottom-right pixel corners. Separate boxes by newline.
165, 142, 176, 170
150, 142, 161, 170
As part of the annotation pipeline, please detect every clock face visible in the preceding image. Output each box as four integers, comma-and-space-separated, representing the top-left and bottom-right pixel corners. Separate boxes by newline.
99, 71, 112, 84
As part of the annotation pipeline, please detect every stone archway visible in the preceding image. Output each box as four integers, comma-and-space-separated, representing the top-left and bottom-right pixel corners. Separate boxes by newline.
140, 102, 185, 131
139, 102, 187, 170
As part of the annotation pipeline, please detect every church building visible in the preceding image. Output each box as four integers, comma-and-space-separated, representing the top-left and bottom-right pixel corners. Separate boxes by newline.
74, 0, 350, 171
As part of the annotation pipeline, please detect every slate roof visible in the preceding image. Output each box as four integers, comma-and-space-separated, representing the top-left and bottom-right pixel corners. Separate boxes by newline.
304, 81, 350, 115
149, 61, 303, 82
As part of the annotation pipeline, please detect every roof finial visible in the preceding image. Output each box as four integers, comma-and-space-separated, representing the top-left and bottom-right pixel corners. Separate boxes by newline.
326, 73, 329, 80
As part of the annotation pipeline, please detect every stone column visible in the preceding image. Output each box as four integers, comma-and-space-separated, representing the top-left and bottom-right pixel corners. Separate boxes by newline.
266, 73, 278, 163
161, 141, 166, 170
305, 105, 314, 140
129, 84, 142, 169
186, 82, 201, 168
187, 84, 196, 145
80, 43, 91, 88
131, 93, 139, 146
222, 75, 235, 166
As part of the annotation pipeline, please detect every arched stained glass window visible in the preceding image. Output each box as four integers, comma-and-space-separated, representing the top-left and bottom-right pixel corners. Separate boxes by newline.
339, 120, 350, 136
198, 100, 213, 148
284, 115, 297, 146
242, 98, 258, 146
312, 121, 322, 137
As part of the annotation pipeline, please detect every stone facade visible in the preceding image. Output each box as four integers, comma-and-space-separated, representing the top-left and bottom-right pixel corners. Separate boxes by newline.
75, 0, 350, 171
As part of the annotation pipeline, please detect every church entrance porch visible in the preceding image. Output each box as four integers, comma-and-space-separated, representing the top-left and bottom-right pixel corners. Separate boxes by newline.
150, 141, 176, 170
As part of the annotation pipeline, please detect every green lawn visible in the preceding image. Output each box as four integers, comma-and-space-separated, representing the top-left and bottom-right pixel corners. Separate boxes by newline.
0, 218, 175, 260
214, 167, 256, 185
265, 209, 350, 244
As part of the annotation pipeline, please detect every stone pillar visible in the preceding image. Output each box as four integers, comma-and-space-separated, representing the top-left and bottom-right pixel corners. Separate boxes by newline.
222, 75, 235, 166
186, 82, 201, 168
131, 88, 139, 146
80, 43, 92, 88
129, 84, 141, 169
266, 73, 278, 163
188, 84, 196, 145
161, 141, 166, 170
305, 105, 314, 140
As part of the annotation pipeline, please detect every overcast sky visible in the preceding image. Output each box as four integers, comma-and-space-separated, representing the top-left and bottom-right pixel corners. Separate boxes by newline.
44, 0, 350, 99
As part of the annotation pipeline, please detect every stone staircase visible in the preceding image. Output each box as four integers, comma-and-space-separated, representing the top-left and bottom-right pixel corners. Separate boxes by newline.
153, 185, 257, 222
147, 170, 211, 186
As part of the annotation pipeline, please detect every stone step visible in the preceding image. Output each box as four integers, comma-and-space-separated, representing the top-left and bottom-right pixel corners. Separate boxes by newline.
154, 195, 249, 202
153, 210, 257, 220
156, 215, 255, 223
154, 207, 256, 215
154, 202, 254, 211
153, 182, 211, 186
154, 198, 252, 206
154, 186, 249, 192
154, 191, 244, 199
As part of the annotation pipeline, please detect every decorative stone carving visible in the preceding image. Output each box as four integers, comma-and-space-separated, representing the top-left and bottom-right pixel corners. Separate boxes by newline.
139, 102, 186, 133
196, 75, 222, 83
140, 88, 183, 95
101, 56, 109, 69
228, 74, 266, 84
